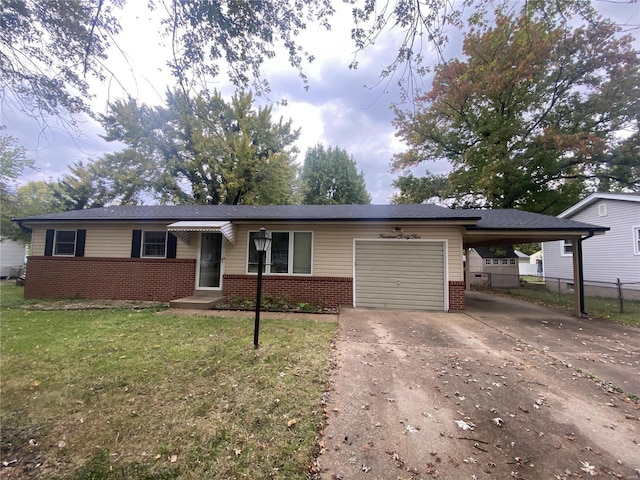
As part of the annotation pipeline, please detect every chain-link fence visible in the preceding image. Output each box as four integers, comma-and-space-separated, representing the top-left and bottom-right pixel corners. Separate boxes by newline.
469, 271, 640, 313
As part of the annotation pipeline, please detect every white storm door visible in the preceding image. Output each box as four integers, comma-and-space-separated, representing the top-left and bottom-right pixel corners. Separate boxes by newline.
197, 232, 224, 290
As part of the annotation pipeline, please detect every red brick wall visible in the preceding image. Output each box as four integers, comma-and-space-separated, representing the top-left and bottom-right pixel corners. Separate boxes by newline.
449, 281, 466, 311
24, 257, 196, 302
223, 274, 353, 308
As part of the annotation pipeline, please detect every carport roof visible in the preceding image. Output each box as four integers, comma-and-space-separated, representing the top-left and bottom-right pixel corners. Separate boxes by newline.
16, 204, 608, 244
461, 208, 608, 247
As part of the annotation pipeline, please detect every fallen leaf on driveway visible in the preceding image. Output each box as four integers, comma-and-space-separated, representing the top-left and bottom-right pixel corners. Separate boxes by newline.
580, 461, 597, 475
455, 420, 475, 431
493, 417, 504, 427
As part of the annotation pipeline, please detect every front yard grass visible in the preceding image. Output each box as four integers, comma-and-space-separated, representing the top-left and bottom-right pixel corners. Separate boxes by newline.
0, 283, 337, 479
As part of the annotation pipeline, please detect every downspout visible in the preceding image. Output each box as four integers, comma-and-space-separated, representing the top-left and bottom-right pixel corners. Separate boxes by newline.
576, 231, 595, 317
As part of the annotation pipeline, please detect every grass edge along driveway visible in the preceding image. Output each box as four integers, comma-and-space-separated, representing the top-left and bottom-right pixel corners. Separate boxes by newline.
0, 284, 337, 480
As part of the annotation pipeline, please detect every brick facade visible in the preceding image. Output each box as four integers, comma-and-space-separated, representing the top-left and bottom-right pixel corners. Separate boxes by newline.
223, 274, 353, 308
24, 257, 465, 311
448, 281, 466, 311
25, 256, 196, 302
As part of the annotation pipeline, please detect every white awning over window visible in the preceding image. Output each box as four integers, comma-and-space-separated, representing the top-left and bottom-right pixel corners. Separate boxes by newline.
167, 221, 235, 245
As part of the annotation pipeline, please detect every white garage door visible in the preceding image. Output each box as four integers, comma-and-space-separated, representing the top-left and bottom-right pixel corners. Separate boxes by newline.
354, 241, 446, 310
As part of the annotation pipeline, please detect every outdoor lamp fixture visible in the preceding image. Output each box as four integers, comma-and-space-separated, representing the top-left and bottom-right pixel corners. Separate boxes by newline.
253, 227, 271, 349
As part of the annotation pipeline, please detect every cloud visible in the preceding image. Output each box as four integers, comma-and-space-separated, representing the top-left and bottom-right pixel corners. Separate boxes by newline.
0, 106, 122, 185
2, 1, 635, 205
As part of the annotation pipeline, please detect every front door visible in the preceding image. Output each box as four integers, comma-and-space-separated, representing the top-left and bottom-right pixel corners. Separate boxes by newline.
197, 233, 223, 289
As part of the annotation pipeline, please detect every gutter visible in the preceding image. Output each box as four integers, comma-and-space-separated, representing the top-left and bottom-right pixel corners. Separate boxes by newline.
12, 217, 32, 234
577, 230, 596, 316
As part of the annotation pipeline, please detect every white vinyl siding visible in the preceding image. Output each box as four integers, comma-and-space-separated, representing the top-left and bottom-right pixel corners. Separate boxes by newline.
354, 240, 446, 310
543, 198, 640, 289
225, 222, 464, 282
29, 224, 196, 259
29, 221, 465, 286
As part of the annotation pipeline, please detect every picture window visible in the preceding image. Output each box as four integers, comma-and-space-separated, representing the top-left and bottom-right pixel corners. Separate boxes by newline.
248, 231, 312, 275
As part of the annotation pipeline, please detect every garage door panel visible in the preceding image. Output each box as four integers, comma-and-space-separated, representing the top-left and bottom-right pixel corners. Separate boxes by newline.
354, 279, 445, 290
355, 241, 446, 310
357, 293, 444, 304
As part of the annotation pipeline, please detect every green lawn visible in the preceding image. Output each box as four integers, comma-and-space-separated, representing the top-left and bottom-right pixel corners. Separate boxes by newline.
0, 283, 337, 479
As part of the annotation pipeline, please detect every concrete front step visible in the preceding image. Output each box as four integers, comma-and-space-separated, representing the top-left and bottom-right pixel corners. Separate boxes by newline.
169, 295, 222, 310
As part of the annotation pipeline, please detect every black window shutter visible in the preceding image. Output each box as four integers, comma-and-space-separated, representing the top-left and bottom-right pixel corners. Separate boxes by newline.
44, 229, 55, 256
75, 230, 86, 257
166, 233, 177, 258
131, 230, 142, 258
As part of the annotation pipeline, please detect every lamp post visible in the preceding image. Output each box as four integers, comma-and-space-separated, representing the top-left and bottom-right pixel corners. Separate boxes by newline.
253, 227, 271, 349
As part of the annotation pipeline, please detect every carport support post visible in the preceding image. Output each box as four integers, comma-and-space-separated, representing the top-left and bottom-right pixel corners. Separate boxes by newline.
465, 247, 471, 290
571, 238, 586, 317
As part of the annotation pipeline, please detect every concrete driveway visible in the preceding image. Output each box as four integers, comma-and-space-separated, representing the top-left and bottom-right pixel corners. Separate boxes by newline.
316, 292, 640, 479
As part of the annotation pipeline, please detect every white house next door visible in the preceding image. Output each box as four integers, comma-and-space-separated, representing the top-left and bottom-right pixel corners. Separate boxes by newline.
197, 232, 223, 289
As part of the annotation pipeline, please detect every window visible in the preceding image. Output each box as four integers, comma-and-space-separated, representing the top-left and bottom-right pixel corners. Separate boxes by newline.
484, 259, 491, 266
142, 231, 167, 258
248, 231, 312, 275
131, 230, 176, 259
562, 240, 573, 256
509, 258, 517, 265
598, 203, 607, 217
45, 229, 86, 257
501, 258, 509, 265
55, 230, 77, 256
634, 226, 640, 255
492, 258, 499, 265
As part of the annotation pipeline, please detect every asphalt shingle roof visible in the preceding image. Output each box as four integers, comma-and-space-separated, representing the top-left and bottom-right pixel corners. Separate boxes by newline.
464, 208, 608, 231
15, 204, 608, 233
473, 246, 519, 258
16, 204, 479, 222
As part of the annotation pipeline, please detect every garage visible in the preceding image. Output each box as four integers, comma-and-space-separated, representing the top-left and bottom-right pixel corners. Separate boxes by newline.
354, 240, 446, 310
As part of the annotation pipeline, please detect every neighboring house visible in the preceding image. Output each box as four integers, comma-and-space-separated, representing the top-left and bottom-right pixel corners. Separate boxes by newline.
468, 247, 520, 288
542, 193, 640, 300
0, 237, 26, 278
15, 204, 608, 312
529, 250, 543, 276
515, 250, 543, 276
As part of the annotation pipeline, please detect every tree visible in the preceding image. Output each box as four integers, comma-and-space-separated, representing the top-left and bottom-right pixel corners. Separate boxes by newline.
100, 89, 300, 205
392, 7, 640, 215
52, 161, 112, 210
1, 181, 64, 242
300, 144, 371, 205
1, 0, 120, 120
0, 131, 34, 194
2, 0, 602, 123
0, 132, 36, 240
391, 172, 447, 204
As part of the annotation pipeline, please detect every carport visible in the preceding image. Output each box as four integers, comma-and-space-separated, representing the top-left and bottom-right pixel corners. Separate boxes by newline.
461, 209, 609, 317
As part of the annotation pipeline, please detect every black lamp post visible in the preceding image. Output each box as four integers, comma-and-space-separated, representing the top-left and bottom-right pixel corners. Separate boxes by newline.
253, 227, 271, 349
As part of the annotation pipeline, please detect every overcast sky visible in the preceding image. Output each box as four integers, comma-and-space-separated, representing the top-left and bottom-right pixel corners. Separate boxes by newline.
2, 1, 638, 204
